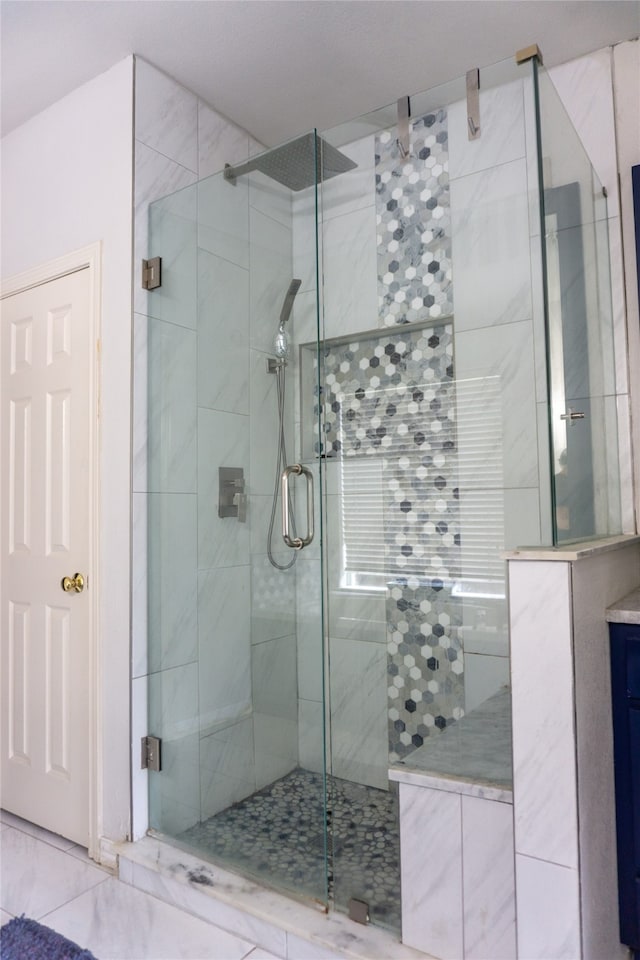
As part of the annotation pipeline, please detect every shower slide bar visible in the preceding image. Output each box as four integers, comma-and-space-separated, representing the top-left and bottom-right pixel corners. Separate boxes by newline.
281, 464, 314, 549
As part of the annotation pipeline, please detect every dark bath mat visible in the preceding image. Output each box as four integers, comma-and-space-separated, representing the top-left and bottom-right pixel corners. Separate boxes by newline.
0, 915, 97, 960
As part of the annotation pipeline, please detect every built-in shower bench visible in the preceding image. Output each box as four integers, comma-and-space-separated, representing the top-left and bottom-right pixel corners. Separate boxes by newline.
388, 687, 515, 958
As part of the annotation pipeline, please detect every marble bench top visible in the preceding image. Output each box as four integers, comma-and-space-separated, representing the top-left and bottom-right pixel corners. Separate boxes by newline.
389, 686, 513, 803
606, 586, 640, 624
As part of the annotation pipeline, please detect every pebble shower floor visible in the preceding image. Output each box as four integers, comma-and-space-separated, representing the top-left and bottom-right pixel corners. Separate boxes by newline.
178, 768, 401, 932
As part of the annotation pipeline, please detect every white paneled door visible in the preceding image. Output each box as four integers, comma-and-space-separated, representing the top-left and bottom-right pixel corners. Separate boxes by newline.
1, 268, 93, 846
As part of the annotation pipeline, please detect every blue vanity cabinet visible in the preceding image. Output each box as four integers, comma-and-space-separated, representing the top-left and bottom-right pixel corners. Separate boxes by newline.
609, 622, 640, 955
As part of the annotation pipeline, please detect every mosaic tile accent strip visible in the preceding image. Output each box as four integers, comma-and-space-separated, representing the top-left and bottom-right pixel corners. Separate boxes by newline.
178, 768, 401, 932
311, 323, 463, 761
376, 110, 452, 327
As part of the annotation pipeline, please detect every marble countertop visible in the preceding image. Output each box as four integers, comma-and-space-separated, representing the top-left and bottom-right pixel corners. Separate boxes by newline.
504, 534, 640, 563
389, 687, 512, 802
606, 586, 640, 624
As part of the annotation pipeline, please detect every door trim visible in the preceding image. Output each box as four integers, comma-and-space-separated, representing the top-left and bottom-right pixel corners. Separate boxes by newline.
1, 242, 102, 860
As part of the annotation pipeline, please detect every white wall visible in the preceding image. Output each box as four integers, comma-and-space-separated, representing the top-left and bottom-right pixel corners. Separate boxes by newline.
0, 58, 135, 843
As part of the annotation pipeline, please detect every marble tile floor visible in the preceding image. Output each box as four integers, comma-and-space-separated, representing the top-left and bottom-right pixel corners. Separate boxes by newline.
0, 809, 283, 959
177, 769, 401, 933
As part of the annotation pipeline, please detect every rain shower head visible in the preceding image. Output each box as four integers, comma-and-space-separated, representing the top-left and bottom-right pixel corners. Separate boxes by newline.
224, 133, 357, 192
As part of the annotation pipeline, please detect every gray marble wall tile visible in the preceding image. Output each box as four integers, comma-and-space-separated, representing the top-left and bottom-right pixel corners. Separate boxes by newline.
448, 80, 525, 180
197, 249, 249, 415
146, 184, 198, 329
135, 142, 197, 317
450, 159, 531, 332
147, 493, 198, 674
515, 855, 581, 960
399, 783, 463, 959
198, 100, 250, 181
504, 487, 542, 550
135, 58, 198, 172
197, 407, 250, 569
200, 717, 256, 819
455, 320, 538, 489
249, 208, 293, 355
291, 192, 318, 297
198, 173, 249, 269
148, 662, 200, 834
198, 565, 251, 731
329, 638, 388, 790
295, 554, 323, 702
509, 560, 579, 869
147, 318, 197, 493
462, 795, 516, 960
252, 634, 298, 721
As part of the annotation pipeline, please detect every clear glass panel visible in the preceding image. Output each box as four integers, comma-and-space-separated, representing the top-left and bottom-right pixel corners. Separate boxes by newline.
534, 62, 621, 543
147, 150, 329, 906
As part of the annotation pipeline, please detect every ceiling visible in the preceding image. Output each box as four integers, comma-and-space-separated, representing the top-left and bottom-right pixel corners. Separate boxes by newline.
1, 1, 639, 145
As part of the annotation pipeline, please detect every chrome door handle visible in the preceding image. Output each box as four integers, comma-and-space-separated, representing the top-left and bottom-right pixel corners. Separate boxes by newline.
282, 464, 314, 550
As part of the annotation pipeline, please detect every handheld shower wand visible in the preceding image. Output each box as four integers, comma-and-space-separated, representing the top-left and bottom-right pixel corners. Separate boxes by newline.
273, 279, 302, 361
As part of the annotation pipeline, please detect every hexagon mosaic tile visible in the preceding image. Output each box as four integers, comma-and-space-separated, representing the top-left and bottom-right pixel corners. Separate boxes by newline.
375, 109, 453, 327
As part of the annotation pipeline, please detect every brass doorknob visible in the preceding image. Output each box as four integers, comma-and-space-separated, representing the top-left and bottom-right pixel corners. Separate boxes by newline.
61, 573, 85, 593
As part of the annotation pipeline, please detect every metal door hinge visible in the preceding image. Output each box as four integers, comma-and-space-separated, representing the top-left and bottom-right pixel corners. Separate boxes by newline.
141, 257, 162, 291
141, 735, 162, 771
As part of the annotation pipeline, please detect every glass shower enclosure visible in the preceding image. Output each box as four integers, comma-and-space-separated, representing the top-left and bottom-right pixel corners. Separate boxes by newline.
143, 52, 622, 934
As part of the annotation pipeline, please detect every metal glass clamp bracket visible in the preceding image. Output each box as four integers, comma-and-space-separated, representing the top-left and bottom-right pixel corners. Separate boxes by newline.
560, 408, 586, 427
282, 464, 314, 549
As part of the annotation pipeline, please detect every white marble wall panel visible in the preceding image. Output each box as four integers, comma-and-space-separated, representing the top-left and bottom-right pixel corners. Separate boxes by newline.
251, 555, 297, 645
464, 654, 509, 714
198, 173, 249, 269
249, 348, 294, 498
536, 401, 554, 544
197, 249, 249, 415
293, 135, 375, 226
329, 638, 388, 790
132, 491, 148, 679
148, 493, 198, 674
504, 487, 542, 549
515, 855, 581, 960
462, 795, 516, 960
198, 101, 251, 181
200, 717, 256, 819
322, 205, 378, 339
131, 676, 149, 840
250, 171, 293, 229
254, 712, 298, 791
146, 184, 198, 329
133, 313, 150, 493
456, 320, 538, 490
148, 662, 200, 834
198, 565, 251, 730
297, 699, 324, 775
399, 783, 463, 959
135, 59, 198, 172
250, 208, 293, 355
291, 193, 317, 297
147, 318, 197, 493
197, 407, 250, 569
509, 560, 579, 869
448, 79, 525, 180
135, 142, 197, 316
450, 159, 531, 332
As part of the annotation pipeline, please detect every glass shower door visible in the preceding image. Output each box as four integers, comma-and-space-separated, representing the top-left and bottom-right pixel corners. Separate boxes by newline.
145, 149, 329, 907
534, 62, 622, 543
